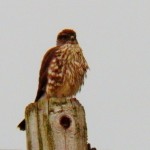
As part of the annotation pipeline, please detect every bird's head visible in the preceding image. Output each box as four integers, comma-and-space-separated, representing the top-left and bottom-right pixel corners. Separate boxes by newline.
56, 29, 78, 46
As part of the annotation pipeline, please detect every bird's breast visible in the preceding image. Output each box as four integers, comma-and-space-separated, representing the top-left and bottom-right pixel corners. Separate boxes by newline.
46, 44, 88, 97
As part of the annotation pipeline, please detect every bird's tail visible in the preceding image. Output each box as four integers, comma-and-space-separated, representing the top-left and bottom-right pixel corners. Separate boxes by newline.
17, 119, 26, 131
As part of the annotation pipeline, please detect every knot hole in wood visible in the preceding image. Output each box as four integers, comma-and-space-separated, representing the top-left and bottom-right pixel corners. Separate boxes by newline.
60, 115, 71, 129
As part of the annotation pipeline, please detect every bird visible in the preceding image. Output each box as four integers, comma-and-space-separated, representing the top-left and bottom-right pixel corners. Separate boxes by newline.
17, 29, 89, 131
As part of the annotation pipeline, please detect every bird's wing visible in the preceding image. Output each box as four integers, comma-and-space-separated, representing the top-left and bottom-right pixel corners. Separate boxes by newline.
34, 46, 58, 102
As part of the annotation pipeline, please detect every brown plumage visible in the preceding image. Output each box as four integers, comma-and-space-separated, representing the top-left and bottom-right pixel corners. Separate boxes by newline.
18, 29, 89, 130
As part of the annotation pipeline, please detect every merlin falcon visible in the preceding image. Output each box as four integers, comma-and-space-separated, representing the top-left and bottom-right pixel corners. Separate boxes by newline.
18, 29, 89, 130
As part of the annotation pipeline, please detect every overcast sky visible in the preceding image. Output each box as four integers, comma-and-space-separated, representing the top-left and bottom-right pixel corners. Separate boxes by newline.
0, 0, 150, 150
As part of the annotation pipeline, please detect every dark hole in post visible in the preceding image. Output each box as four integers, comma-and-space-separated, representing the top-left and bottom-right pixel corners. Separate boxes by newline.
60, 115, 71, 129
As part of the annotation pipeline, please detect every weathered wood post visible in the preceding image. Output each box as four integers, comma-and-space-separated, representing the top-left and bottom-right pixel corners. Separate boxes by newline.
25, 97, 88, 150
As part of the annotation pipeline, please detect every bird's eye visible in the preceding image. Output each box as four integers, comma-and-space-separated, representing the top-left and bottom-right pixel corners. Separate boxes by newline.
59, 35, 68, 40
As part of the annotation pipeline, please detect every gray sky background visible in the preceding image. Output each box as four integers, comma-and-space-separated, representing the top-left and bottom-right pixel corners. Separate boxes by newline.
0, 0, 150, 150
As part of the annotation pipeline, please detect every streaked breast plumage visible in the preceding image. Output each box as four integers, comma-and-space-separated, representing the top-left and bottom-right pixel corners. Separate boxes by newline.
46, 43, 88, 98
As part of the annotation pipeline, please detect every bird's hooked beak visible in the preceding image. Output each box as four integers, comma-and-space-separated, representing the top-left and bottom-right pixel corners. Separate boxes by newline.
69, 35, 78, 44
70, 35, 75, 41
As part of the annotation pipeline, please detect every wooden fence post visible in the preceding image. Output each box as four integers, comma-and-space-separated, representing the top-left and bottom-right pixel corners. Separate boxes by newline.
25, 97, 89, 150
